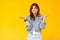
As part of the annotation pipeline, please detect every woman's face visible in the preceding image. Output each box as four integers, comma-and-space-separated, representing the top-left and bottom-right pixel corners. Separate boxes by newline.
32, 6, 38, 15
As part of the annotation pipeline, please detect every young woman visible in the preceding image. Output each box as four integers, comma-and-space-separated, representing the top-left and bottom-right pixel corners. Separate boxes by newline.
19, 3, 48, 40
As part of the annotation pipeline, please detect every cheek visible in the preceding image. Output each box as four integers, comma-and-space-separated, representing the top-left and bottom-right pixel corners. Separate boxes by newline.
32, 9, 38, 13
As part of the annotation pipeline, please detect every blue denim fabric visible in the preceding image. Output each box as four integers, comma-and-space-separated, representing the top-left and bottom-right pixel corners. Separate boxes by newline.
27, 33, 42, 40
26, 15, 46, 40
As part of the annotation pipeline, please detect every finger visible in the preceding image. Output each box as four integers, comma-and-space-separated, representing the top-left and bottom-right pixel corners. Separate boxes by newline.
44, 14, 49, 18
46, 14, 50, 17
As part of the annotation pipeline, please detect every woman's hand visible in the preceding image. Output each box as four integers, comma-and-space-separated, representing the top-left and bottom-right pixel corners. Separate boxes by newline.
19, 16, 31, 29
19, 16, 26, 20
19, 16, 30, 24
42, 14, 49, 22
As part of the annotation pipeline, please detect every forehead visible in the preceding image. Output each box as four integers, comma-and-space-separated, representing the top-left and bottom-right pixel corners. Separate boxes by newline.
32, 5, 37, 8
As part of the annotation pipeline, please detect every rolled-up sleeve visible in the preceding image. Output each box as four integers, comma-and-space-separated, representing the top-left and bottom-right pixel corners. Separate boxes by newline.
39, 22, 46, 29
25, 16, 33, 32
38, 16, 46, 29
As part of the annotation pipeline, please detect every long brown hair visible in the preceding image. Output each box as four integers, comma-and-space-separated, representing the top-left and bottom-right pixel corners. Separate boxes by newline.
30, 3, 40, 21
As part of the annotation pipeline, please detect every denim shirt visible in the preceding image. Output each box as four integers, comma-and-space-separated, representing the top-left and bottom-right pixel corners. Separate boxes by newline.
26, 15, 46, 34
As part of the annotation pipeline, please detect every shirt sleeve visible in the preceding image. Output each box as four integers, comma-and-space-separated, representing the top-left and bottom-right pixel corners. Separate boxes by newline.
39, 16, 46, 30
25, 16, 33, 32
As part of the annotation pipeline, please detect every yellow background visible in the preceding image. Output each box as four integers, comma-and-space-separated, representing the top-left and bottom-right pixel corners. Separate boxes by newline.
0, 0, 60, 40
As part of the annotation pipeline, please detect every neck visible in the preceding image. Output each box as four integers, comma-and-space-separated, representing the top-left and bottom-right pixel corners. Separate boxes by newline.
34, 14, 37, 18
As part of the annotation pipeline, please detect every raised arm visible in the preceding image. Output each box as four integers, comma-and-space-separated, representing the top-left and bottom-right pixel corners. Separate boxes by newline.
39, 14, 49, 30
19, 16, 33, 32
42, 14, 49, 23
19, 16, 26, 20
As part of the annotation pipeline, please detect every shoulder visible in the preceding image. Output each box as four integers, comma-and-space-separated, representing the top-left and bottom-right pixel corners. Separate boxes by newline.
38, 15, 43, 20
38, 15, 43, 19
26, 16, 32, 23
26, 16, 30, 20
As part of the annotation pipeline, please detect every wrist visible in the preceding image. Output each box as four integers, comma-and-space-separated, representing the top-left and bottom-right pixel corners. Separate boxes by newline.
24, 19, 27, 22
